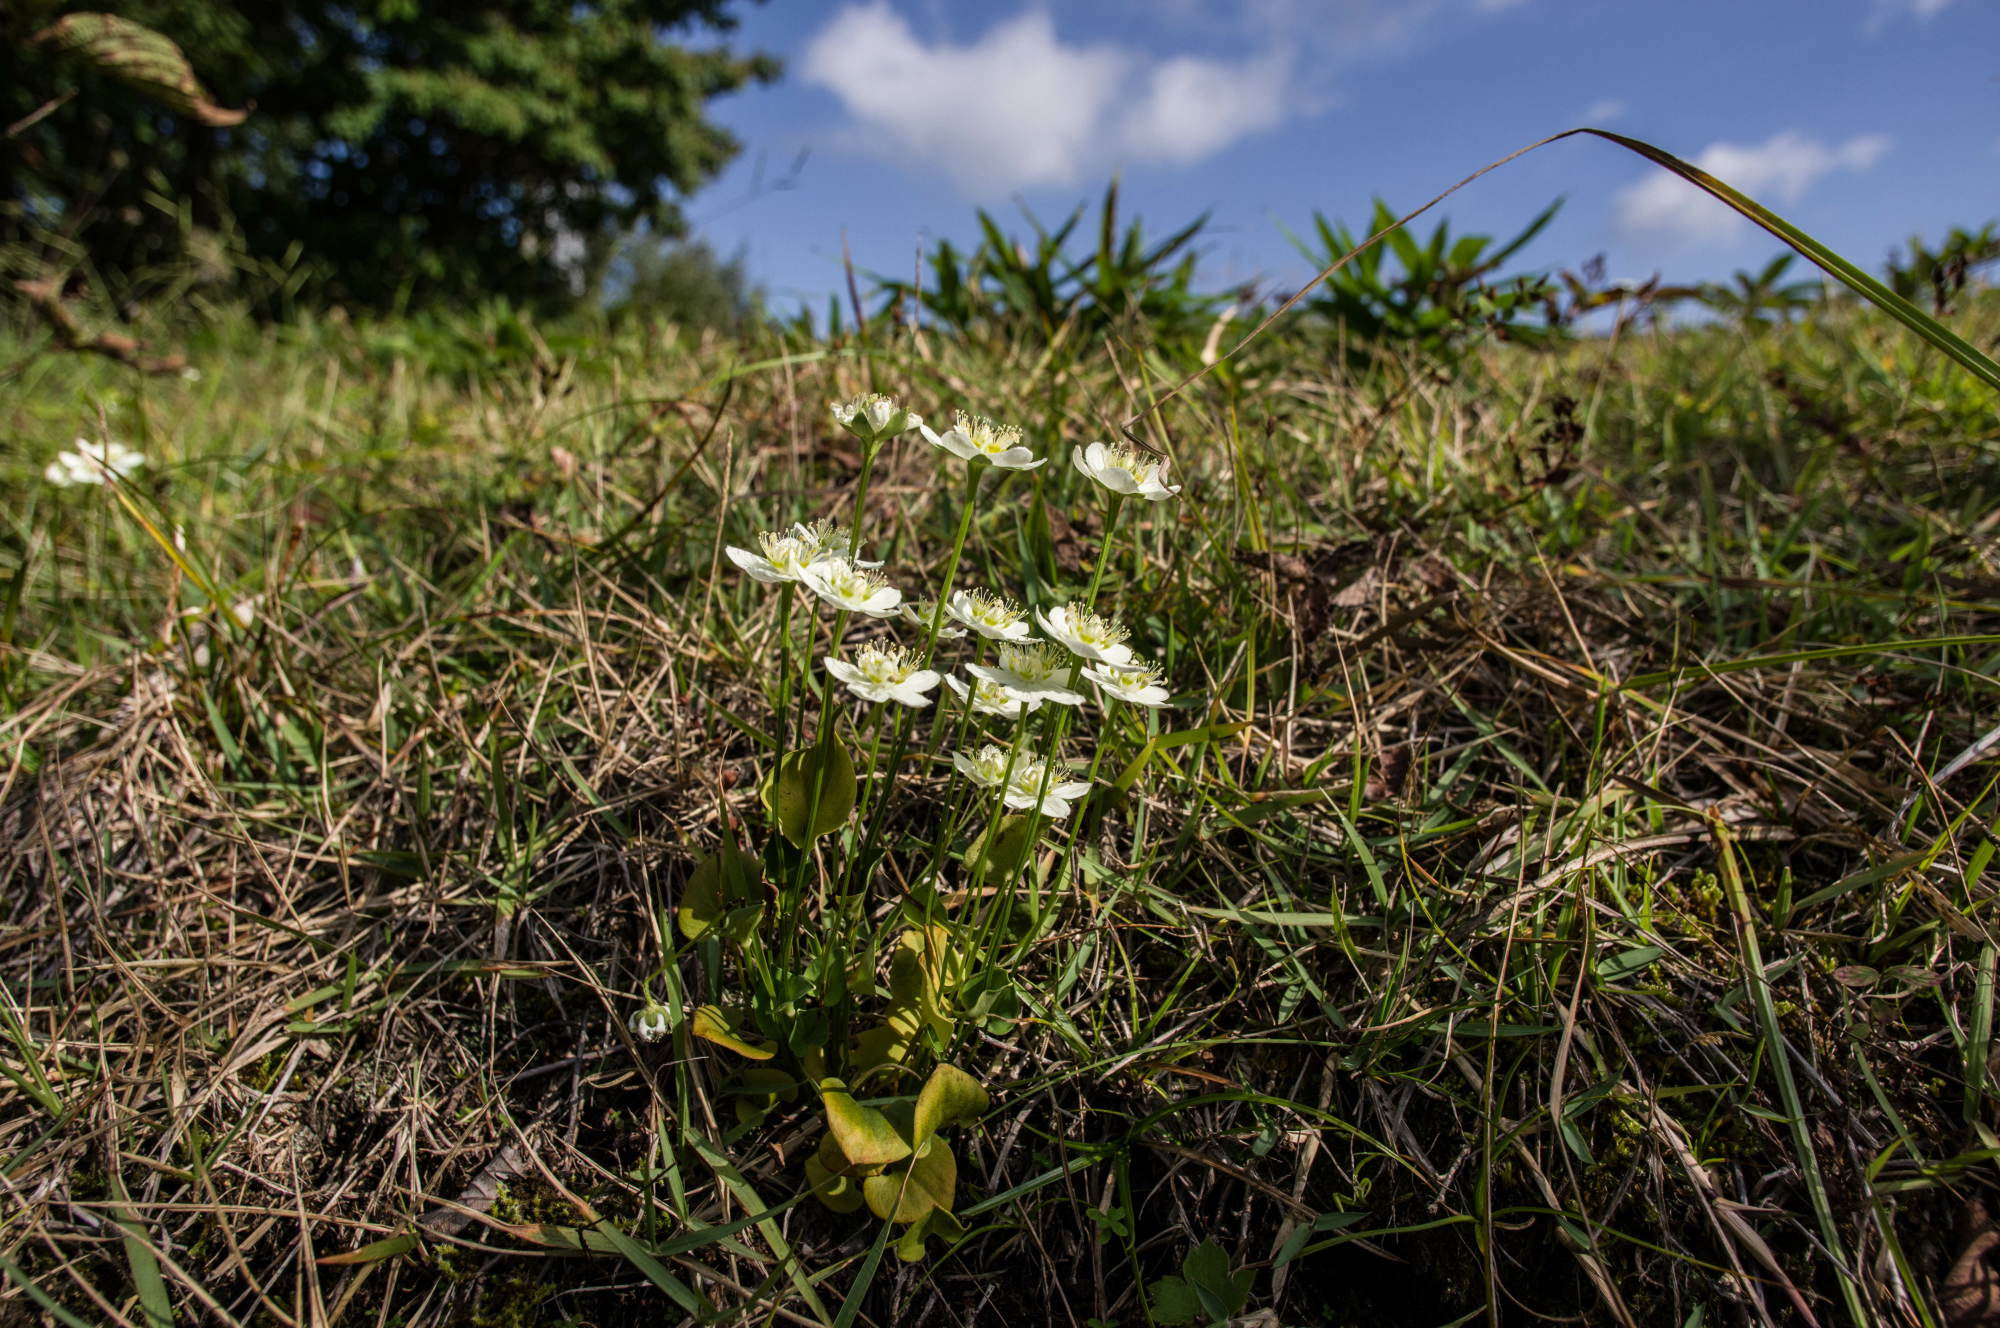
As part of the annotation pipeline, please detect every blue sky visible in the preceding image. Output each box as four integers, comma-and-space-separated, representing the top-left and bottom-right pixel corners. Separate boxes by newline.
686, 0, 1996, 316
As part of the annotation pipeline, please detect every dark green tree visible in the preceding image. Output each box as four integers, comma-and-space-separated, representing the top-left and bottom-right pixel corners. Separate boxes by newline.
2, 1, 777, 310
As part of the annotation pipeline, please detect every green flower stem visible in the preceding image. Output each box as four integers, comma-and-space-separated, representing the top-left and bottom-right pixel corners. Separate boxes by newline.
789, 605, 850, 903
783, 427, 890, 935
850, 463, 983, 880
965, 717, 1037, 953
1021, 494, 1127, 830
775, 587, 798, 750
1082, 495, 1125, 611
851, 701, 892, 829
923, 466, 983, 658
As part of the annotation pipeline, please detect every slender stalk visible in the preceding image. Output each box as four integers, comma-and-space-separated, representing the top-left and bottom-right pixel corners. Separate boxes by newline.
776, 588, 797, 750
781, 429, 889, 961
851, 463, 984, 874
1019, 495, 1127, 831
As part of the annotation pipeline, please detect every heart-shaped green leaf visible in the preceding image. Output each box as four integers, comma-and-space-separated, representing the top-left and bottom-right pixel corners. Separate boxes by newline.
688, 1005, 776, 1060
847, 1004, 922, 1074
896, 1221, 930, 1263
805, 1150, 866, 1214
762, 743, 857, 847
863, 1137, 956, 1224
912, 1064, 989, 1148
677, 843, 763, 941
821, 1082, 913, 1168
731, 1067, 798, 1126
965, 814, 1037, 886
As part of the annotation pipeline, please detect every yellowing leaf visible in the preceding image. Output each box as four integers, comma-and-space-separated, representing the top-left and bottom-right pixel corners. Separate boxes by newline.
863, 1138, 957, 1224
820, 1084, 912, 1168
688, 1005, 775, 1060
912, 1064, 988, 1148
805, 1152, 865, 1214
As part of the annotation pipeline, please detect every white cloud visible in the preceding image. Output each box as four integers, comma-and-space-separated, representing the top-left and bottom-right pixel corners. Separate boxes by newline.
1114, 52, 1292, 166
1582, 98, 1626, 123
1614, 130, 1893, 248
1871, 0, 1957, 24
801, 4, 1295, 194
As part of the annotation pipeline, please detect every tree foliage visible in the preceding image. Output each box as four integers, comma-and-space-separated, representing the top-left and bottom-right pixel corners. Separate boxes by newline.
1, 0, 777, 309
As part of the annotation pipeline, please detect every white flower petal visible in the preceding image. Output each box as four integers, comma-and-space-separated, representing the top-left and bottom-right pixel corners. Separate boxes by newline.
725, 546, 789, 582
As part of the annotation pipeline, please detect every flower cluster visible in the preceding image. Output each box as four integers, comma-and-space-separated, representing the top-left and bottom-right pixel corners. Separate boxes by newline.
953, 743, 1092, 819
725, 389, 1186, 831
46, 438, 144, 487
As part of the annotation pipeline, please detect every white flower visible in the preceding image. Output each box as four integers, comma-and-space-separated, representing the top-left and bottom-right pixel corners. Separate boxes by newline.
920, 412, 1046, 471
45, 438, 144, 487
945, 673, 1042, 718
629, 1003, 671, 1043
790, 519, 881, 568
800, 557, 903, 617
952, 743, 1092, 819
824, 643, 941, 707
946, 589, 1038, 642
1034, 605, 1135, 667
1071, 441, 1180, 501
1083, 660, 1171, 708
965, 642, 1085, 707
726, 530, 819, 583
725, 520, 873, 584
181, 594, 261, 629
180, 366, 202, 383
179, 596, 261, 668
899, 600, 967, 639
831, 393, 921, 443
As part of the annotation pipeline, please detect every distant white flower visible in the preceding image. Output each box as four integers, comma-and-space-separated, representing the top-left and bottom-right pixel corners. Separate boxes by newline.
945, 673, 1042, 718
1071, 441, 1180, 501
1083, 660, 1171, 708
953, 743, 1092, 819
181, 595, 261, 629
180, 366, 202, 383
629, 1003, 671, 1043
830, 392, 921, 443
920, 412, 1046, 471
966, 642, 1085, 707
900, 600, 968, 639
800, 557, 903, 617
824, 643, 941, 707
180, 595, 261, 668
1034, 605, 1135, 666
44, 438, 144, 488
946, 589, 1038, 642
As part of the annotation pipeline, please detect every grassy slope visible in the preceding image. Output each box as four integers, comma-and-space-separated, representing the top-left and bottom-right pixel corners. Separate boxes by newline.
2, 298, 1999, 1327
